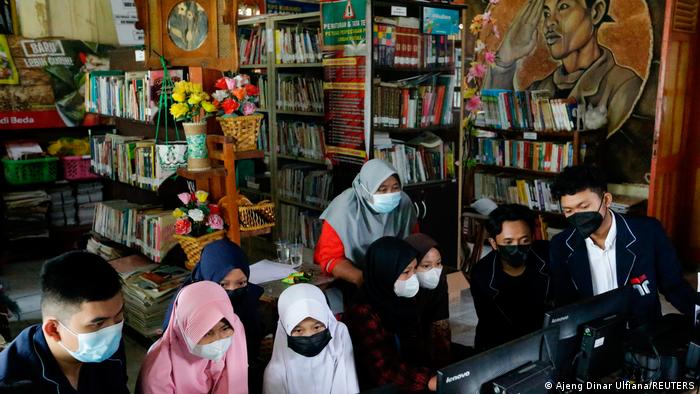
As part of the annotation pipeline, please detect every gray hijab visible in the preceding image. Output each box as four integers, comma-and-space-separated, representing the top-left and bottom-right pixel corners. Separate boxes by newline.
320, 159, 417, 267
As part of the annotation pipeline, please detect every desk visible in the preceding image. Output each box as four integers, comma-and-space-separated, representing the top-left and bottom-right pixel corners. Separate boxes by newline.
257, 262, 335, 303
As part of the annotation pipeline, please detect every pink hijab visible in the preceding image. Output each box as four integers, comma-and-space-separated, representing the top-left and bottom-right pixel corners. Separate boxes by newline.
139, 281, 248, 394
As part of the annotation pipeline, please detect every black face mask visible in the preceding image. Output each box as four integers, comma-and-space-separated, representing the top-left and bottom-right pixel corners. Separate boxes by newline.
497, 245, 531, 268
567, 199, 606, 238
226, 286, 248, 304
287, 329, 332, 358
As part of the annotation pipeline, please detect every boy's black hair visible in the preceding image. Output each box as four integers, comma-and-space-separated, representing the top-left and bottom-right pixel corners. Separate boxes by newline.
41, 251, 121, 318
485, 204, 536, 238
550, 165, 607, 200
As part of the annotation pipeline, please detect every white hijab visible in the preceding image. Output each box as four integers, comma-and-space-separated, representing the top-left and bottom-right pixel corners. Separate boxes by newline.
263, 284, 359, 394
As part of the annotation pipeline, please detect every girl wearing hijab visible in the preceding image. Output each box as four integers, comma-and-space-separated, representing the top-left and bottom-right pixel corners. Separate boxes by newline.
162, 239, 264, 362
314, 159, 417, 288
263, 284, 359, 394
405, 233, 452, 368
139, 281, 248, 394
343, 237, 437, 393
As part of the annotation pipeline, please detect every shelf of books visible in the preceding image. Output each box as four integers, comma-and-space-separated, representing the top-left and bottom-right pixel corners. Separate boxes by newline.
238, 11, 329, 247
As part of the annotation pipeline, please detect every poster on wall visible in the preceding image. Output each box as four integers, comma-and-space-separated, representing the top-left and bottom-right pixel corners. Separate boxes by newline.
0, 37, 111, 129
110, 0, 145, 46
321, 0, 368, 165
423, 7, 459, 35
482, 0, 652, 137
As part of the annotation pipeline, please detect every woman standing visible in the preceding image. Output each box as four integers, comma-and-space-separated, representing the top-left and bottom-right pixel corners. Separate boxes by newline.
314, 159, 417, 288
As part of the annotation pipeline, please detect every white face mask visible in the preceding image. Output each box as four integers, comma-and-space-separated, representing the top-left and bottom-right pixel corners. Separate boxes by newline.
188, 336, 232, 361
416, 267, 442, 289
393, 274, 420, 298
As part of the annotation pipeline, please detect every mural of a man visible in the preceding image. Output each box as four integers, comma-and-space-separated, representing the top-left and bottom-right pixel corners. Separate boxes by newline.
486, 0, 644, 135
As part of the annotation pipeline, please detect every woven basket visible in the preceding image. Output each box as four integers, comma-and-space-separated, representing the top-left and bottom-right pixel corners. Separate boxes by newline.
174, 230, 226, 270
217, 114, 263, 151
238, 196, 275, 232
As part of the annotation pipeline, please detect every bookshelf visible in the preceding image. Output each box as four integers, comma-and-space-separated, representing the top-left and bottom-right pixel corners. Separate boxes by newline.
368, 1, 466, 267
237, 12, 329, 251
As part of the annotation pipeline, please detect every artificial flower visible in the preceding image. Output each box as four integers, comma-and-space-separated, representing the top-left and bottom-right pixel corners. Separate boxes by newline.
481, 11, 492, 27
215, 77, 228, 90
466, 95, 482, 113
187, 94, 202, 105
222, 98, 240, 115
207, 214, 224, 230
177, 192, 191, 205
201, 101, 217, 113
484, 51, 496, 65
175, 218, 192, 235
190, 83, 203, 93
172, 92, 186, 103
173, 81, 189, 95
208, 204, 220, 215
172, 208, 186, 218
195, 190, 209, 203
468, 62, 487, 81
474, 40, 485, 54
232, 88, 246, 101
490, 0, 499, 3
244, 84, 259, 96
188, 208, 205, 222
242, 102, 257, 116
492, 23, 500, 38
464, 87, 478, 99
170, 103, 189, 119
470, 14, 483, 35
212, 89, 229, 102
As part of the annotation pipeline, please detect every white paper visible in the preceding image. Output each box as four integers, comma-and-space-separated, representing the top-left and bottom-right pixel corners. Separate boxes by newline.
470, 198, 498, 216
110, 0, 145, 46
249, 259, 297, 284
594, 337, 605, 348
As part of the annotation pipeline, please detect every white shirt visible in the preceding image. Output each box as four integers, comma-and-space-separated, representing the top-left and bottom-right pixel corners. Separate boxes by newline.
585, 213, 618, 295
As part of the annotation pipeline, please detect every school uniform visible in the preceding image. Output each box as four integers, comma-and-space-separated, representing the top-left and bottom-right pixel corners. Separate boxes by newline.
0, 324, 129, 394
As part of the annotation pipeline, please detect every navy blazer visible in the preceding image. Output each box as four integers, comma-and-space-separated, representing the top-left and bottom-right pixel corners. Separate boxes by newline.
550, 211, 699, 326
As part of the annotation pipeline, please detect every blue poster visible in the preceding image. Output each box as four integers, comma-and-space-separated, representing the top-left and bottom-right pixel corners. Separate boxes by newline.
423, 7, 459, 35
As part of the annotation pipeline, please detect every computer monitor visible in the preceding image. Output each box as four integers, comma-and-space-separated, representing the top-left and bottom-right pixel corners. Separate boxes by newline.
436, 325, 559, 394
543, 286, 631, 382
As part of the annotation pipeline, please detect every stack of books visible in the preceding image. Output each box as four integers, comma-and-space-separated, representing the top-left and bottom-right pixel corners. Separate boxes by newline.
48, 185, 76, 227
473, 138, 576, 173
277, 120, 326, 160
477, 89, 584, 132
278, 204, 324, 249
374, 131, 455, 184
92, 201, 177, 263
373, 16, 456, 69
276, 74, 323, 113
473, 173, 562, 213
87, 236, 126, 260
2, 190, 50, 241
274, 25, 322, 64
277, 165, 332, 208
372, 74, 457, 128
239, 26, 268, 65
76, 182, 103, 226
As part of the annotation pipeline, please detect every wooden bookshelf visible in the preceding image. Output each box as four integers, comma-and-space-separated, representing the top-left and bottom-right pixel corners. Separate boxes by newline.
278, 198, 327, 212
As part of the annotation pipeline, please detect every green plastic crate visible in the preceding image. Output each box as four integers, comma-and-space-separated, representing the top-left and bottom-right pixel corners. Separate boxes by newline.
2, 156, 59, 185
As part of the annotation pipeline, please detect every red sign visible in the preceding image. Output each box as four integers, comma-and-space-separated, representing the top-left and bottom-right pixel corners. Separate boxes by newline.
0, 110, 67, 130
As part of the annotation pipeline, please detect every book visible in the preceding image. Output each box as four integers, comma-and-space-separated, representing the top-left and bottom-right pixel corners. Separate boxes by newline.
279, 203, 324, 249
90, 134, 167, 191
473, 172, 562, 213
277, 165, 333, 208
274, 25, 322, 64
373, 16, 454, 69
277, 120, 326, 160
276, 74, 324, 113
473, 138, 574, 173
373, 132, 455, 184
239, 26, 268, 65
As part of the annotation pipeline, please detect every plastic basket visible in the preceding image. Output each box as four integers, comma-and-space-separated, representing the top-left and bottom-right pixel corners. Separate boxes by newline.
2, 156, 59, 185
61, 155, 100, 180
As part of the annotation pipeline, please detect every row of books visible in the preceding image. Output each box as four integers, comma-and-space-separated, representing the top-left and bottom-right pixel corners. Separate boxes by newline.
372, 74, 457, 128
239, 26, 268, 65
84, 70, 184, 122
274, 26, 323, 64
276, 75, 324, 113
472, 138, 576, 173
257, 119, 269, 152
90, 134, 173, 191
476, 89, 584, 132
92, 200, 177, 263
258, 75, 268, 110
473, 173, 562, 213
277, 165, 333, 208
373, 17, 456, 69
277, 120, 326, 160
374, 131, 455, 184
278, 204, 323, 249
49, 182, 103, 227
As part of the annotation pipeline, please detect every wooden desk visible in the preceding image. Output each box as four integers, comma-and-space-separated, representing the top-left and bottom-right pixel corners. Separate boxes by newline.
258, 262, 335, 303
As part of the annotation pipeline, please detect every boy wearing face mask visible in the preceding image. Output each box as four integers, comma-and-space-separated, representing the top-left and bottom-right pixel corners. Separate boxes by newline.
470, 204, 551, 351
549, 165, 700, 326
0, 252, 129, 393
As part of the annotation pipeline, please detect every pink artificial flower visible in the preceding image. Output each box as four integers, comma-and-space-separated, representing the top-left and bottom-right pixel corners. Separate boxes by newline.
484, 51, 496, 65
242, 102, 257, 116
468, 62, 487, 82
481, 11, 491, 27
466, 95, 482, 113
177, 192, 191, 205
492, 24, 500, 39
207, 214, 224, 230
490, 0, 499, 4
175, 218, 192, 235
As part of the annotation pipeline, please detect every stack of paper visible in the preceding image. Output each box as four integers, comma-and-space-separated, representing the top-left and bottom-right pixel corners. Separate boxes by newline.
76, 182, 103, 225
86, 237, 125, 261
48, 185, 76, 227
2, 190, 50, 241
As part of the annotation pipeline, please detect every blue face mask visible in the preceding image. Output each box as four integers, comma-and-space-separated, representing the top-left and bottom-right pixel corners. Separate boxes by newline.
58, 320, 123, 363
370, 192, 402, 213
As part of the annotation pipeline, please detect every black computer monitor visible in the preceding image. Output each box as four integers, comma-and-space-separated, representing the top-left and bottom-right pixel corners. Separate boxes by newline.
436, 325, 559, 394
543, 286, 631, 381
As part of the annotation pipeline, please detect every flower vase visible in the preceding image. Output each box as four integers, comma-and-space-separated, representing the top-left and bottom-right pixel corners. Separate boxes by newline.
182, 121, 210, 171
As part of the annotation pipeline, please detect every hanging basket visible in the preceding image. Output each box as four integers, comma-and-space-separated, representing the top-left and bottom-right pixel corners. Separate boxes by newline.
238, 196, 275, 232
175, 230, 226, 270
217, 114, 263, 151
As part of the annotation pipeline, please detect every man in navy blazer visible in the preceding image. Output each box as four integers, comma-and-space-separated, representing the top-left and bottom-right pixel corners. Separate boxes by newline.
549, 165, 699, 326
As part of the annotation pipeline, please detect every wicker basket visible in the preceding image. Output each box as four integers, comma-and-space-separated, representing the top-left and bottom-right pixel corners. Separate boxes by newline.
238, 196, 275, 232
174, 230, 226, 270
217, 114, 263, 151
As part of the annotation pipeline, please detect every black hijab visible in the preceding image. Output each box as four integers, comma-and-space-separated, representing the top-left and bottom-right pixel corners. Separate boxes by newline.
361, 236, 419, 333
405, 233, 450, 324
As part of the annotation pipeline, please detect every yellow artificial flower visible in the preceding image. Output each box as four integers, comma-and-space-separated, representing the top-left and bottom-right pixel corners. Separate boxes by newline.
201, 101, 217, 113
172, 208, 186, 218
464, 87, 478, 99
170, 103, 189, 119
173, 81, 188, 95
191, 83, 203, 93
172, 92, 186, 103
188, 94, 202, 106
195, 190, 209, 203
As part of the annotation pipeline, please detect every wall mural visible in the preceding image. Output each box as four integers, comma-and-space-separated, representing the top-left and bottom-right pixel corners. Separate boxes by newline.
483, 0, 653, 138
